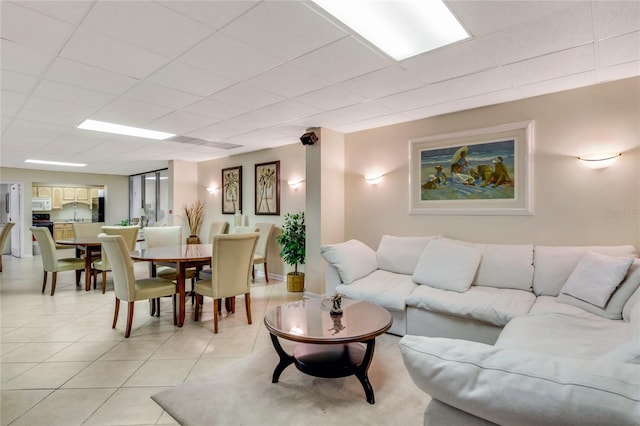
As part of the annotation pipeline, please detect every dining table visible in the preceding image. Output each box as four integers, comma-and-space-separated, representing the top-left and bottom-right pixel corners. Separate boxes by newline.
56, 237, 103, 291
131, 243, 212, 327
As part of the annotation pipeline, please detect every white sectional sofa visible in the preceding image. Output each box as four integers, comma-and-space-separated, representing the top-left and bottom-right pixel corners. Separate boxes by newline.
321, 236, 640, 425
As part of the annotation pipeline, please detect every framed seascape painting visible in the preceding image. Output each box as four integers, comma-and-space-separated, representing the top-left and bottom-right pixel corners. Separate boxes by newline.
409, 121, 534, 215
222, 166, 242, 214
255, 160, 280, 215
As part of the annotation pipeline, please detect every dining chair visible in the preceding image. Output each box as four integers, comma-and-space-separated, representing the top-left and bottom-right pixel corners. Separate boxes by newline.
0, 222, 15, 272
30, 226, 85, 295
72, 222, 104, 237
208, 221, 229, 244
98, 234, 177, 338
234, 226, 258, 234
93, 225, 139, 294
194, 232, 259, 333
143, 225, 197, 312
253, 223, 275, 283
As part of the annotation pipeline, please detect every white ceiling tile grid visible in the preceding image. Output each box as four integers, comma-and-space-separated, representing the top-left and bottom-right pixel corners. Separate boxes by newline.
1, 0, 639, 175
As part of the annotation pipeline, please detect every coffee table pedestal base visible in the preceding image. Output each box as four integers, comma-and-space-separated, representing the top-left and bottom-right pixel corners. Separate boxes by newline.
270, 334, 377, 404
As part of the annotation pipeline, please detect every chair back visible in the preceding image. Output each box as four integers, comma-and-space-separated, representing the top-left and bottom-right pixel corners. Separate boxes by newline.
211, 233, 259, 299
144, 225, 182, 248
100, 226, 140, 270
98, 234, 135, 301
234, 226, 258, 234
72, 222, 104, 237
1, 222, 15, 251
30, 226, 57, 270
254, 223, 274, 259
208, 221, 229, 244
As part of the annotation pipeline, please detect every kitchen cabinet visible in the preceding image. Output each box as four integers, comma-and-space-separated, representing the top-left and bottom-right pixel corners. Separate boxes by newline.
63, 188, 76, 201
37, 187, 52, 198
53, 223, 74, 241
62, 188, 92, 206
32, 187, 38, 198
52, 188, 63, 209
90, 188, 100, 199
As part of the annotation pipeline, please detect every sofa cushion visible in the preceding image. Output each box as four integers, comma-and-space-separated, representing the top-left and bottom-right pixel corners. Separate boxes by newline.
335, 269, 417, 311
412, 239, 481, 292
529, 295, 596, 317
399, 335, 640, 426
320, 240, 377, 284
558, 258, 640, 319
472, 243, 534, 291
405, 285, 535, 326
495, 313, 631, 359
559, 251, 633, 308
623, 285, 640, 321
532, 244, 637, 296
376, 235, 438, 274
599, 341, 640, 364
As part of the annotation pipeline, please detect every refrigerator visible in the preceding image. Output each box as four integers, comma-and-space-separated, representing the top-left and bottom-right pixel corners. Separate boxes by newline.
92, 197, 105, 223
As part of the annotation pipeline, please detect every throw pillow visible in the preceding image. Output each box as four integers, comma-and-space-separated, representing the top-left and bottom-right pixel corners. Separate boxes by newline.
376, 235, 438, 275
320, 240, 377, 284
412, 239, 481, 292
559, 251, 634, 308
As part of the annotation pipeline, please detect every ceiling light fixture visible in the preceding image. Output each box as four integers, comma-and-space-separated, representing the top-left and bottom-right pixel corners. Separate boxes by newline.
312, 0, 469, 61
77, 119, 175, 140
25, 159, 87, 167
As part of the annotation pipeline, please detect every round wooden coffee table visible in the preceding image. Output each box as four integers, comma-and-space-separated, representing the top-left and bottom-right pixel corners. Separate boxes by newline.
264, 298, 392, 404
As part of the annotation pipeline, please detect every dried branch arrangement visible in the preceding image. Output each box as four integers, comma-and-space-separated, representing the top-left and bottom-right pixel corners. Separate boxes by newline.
184, 200, 206, 236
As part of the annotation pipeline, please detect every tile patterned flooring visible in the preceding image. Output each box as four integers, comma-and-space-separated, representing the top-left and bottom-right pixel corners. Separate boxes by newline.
0, 251, 303, 425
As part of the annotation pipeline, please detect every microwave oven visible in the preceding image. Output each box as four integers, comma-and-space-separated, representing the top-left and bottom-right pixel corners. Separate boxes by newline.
32, 198, 52, 211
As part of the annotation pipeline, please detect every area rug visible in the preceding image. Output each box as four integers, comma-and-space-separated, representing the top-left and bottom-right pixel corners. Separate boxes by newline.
152, 334, 430, 426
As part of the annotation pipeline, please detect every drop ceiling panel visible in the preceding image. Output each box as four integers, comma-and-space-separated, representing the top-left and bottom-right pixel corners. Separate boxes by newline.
80, 1, 213, 57
295, 84, 366, 111
161, 1, 259, 30
291, 37, 391, 83
147, 61, 236, 97
598, 61, 640, 83
180, 99, 244, 121
599, 32, 640, 68
93, 98, 174, 126
1, 39, 52, 76
17, 0, 93, 24
33, 79, 116, 108
503, 45, 595, 86
516, 71, 597, 99
247, 62, 331, 98
180, 32, 282, 80
208, 83, 285, 110
145, 111, 219, 135
122, 81, 201, 110
596, 1, 640, 39
1, 70, 38, 94
1, 2, 75, 55
61, 28, 170, 79
45, 58, 140, 96
340, 65, 424, 99
1, 90, 27, 112
222, 1, 347, 61
480, 3, 593, 65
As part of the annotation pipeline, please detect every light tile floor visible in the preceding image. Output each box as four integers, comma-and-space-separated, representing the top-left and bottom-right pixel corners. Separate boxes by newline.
0, 251, 304, 425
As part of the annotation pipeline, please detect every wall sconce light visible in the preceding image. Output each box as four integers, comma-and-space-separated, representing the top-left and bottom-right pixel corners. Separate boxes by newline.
207, 185, 219, 194
287, 178, 305, 189
364, 174, 384, 185
578, 153, 621, 169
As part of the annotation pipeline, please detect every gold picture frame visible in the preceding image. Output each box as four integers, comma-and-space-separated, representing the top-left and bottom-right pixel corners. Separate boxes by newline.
222, 166, 242, 214
255, 161, 280, 215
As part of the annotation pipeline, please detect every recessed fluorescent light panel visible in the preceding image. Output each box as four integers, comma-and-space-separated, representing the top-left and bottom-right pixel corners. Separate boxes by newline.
77, 119, 175, 140
312, 0, 469, 60
25, 159, 87, 167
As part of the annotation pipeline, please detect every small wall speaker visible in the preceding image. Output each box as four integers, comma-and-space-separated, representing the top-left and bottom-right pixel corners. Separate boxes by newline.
300, 132, 318, 146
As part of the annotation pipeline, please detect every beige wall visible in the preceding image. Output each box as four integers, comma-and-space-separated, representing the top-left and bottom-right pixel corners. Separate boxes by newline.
197, 143, 307, 277
169, 160, 199, 236
344, 77, 640, 249
0, 167, 129, 256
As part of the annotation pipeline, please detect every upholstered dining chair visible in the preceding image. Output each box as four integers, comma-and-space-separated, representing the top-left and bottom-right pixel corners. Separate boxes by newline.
98, 234, 177, 338
30, 226, 85, 295
72, 222, 104, 237
208, 221, 229, 244
234, 225, 258, 234
194, 232, 259, 333
143, 225, 198, 311
0, 222, 15, 272
253, 223, 275, 283
92, 225, 139, 294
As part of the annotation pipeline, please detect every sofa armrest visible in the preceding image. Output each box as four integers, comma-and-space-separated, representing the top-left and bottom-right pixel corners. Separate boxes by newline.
399, 335, 640, 426
324, 264, 342, 297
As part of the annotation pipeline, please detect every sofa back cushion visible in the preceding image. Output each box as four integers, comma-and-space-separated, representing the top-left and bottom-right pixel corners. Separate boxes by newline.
471, 243, 534, 291
320, 239, 377, 284
412, 239, 482, 293
623, 285, 640, 322
532, 245, 638, 296
376, 235, 439, 275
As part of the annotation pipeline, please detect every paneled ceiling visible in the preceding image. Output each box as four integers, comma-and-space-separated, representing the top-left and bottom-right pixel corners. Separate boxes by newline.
2, 1, 639, 175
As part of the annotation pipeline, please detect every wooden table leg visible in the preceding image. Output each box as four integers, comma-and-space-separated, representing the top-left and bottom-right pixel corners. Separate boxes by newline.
177, 263, 186, 327
84, 246, 92, 291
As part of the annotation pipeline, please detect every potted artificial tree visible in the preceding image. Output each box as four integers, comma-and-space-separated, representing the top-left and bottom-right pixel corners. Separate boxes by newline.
276, 211, 305, 292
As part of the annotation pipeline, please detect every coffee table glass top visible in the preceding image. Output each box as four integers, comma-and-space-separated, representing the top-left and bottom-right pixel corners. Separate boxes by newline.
264, 298, 392, 344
